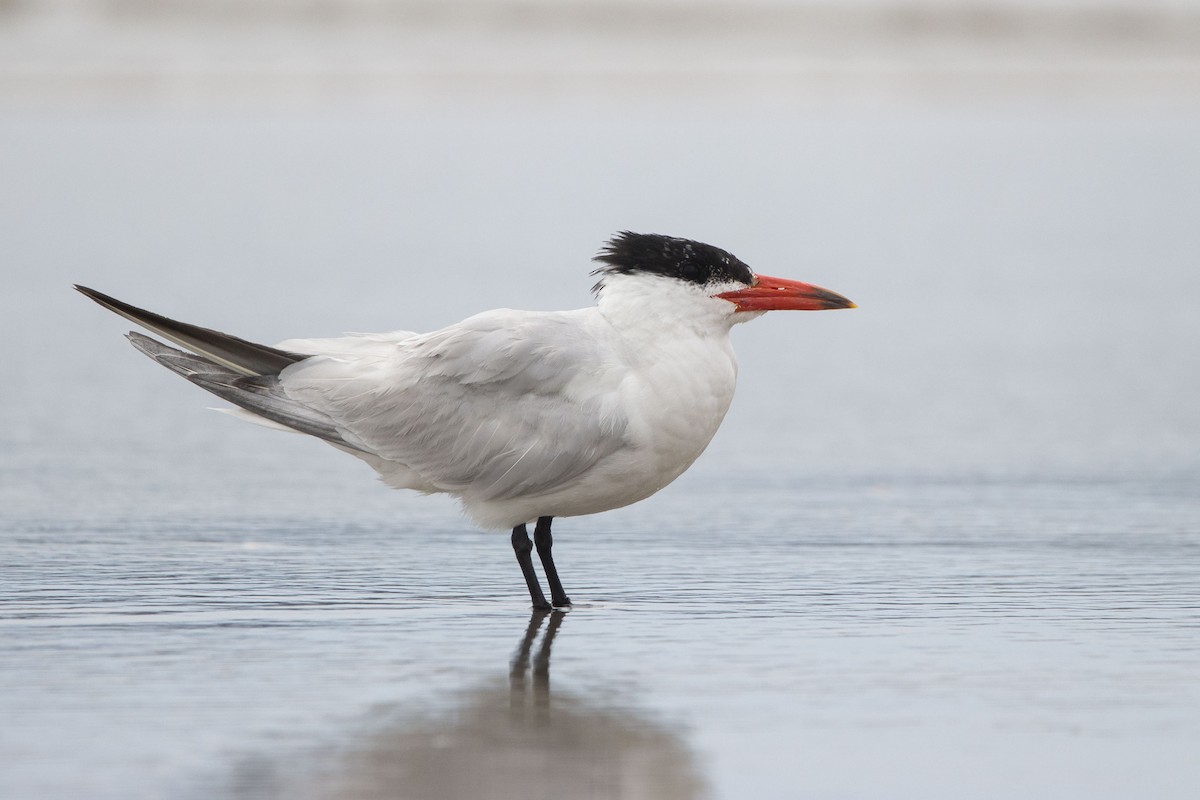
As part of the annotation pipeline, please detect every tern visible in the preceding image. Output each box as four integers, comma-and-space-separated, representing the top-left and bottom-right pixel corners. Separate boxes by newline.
77, 232, 854, 609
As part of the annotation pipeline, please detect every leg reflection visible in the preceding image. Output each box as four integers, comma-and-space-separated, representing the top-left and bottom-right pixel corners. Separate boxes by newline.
510, 609, 566, 719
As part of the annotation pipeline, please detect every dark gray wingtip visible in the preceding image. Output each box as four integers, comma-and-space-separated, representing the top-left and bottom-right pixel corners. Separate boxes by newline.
76, 285, 306, 377
126, 331, 231, 379
185, 372, 368, 453
122, 330, 367, 454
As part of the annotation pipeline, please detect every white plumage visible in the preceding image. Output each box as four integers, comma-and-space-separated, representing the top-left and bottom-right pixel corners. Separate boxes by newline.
78, 232, 854, 608
274, 275, 741, 529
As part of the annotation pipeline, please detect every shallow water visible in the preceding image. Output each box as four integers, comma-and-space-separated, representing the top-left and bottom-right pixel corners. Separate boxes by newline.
3, 70, 1200, 800
3, 470, 1199, 799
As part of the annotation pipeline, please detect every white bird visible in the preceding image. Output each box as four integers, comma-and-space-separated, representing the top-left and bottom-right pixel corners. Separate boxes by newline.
77, 232, 854, 609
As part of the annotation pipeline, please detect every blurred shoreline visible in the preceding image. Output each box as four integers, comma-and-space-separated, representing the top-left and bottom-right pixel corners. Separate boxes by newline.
3, 0, 1199, 110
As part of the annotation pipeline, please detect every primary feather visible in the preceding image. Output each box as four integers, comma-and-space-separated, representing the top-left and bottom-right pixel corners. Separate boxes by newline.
75, 285, 303, 376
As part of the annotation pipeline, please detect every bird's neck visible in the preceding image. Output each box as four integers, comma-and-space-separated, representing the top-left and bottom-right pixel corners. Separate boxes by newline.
595, 273, 739, 341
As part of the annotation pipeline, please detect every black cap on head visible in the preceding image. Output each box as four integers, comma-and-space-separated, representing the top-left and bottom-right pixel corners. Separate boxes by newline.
592, 232, 754, 290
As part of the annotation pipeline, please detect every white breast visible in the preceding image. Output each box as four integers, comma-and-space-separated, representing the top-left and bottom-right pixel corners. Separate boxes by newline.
457, 274, 743, 528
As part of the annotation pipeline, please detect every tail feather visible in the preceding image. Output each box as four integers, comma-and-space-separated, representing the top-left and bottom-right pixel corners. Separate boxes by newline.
75, 285, 303, 376
126, 332, 366, 452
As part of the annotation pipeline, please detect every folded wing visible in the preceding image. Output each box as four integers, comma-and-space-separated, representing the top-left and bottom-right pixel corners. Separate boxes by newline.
279, 309, 630, 502
78, 285, 631, 504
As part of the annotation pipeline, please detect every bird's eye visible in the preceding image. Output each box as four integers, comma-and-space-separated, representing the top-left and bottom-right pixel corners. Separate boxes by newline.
678, 262, 703, 283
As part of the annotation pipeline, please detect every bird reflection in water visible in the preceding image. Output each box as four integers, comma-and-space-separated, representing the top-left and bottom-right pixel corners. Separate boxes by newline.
247, 612, 708, 800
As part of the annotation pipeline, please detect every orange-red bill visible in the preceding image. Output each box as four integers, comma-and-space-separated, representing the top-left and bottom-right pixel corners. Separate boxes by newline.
716, 274, 856, 312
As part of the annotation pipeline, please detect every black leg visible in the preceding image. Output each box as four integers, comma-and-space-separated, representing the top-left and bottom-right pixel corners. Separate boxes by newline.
534, 516, 572, 607
512, 524, 550, 610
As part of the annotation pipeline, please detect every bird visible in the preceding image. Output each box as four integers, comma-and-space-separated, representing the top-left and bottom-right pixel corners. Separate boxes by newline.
77, 232, 854, 609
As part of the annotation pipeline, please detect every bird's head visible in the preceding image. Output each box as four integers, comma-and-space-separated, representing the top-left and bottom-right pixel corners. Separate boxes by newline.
591, 232, 855, 324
